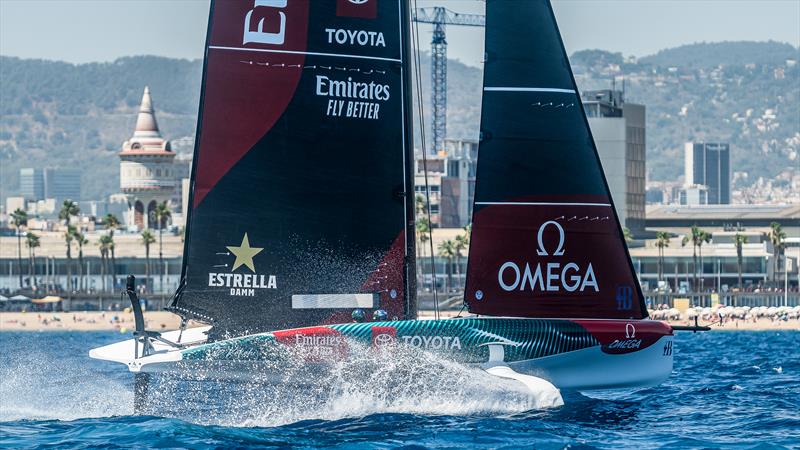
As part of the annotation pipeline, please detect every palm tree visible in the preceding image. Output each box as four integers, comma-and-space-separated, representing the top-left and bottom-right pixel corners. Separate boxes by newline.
141, 230, 156, 294
437, 239, 456, 294
59, 200, 79, 295
58, 200, 79, 223
98, 235, 114, 292
655, 232, 670, 284
25, 232, 40, 290
682, 225, 707, 292
10, 208, 28, 289
622, 227, 634, 246
103, 214, 120, 288
154, 201, 172, 295
697, 230, 711, 292
734, 233, 748, 290
453, 235, 467, 291
416, 216, 431, 288
769, 222, 786, 283
462, 223, 472, 243
64, 225, 75, 294
73, 230, 88, 292
415, 193, 427, 217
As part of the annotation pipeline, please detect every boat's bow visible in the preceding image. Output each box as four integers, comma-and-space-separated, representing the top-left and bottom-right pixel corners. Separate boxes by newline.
89, 326, 211, 372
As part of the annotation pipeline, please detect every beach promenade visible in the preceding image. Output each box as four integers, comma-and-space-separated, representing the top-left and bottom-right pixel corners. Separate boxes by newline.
1, 311, 797, 332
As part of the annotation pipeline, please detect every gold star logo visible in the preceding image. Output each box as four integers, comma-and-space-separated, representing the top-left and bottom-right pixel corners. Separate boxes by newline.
226, 233, 263, 273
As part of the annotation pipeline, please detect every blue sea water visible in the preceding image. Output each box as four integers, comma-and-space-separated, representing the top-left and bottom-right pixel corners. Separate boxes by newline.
1, 330, 798, 449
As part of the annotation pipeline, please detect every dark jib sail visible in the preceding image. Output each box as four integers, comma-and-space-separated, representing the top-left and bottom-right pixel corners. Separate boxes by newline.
464, 0, 647, 320
170, 0, 416, 337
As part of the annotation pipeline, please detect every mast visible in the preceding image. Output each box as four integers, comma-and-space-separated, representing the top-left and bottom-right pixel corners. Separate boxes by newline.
400, 0, 417, 319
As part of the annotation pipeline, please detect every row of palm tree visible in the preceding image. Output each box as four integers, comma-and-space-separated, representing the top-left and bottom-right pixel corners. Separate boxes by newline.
655, 223, 785, 292
437, 224, 471, 294
10, 208, 46, 291
10, 199, 172, 296
10, 208, 28, 289
769, 222, 787, 283
681, 225, 711, 291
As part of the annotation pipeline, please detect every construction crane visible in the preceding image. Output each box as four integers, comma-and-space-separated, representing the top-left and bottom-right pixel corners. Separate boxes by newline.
413, 7, 485, 155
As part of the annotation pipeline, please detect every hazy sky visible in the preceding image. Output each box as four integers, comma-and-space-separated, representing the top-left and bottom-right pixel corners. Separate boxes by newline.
1, 0, 798, 67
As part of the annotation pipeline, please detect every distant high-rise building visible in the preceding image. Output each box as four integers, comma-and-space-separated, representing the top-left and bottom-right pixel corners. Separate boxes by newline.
685, 142, 730, 204
48, 169, 81, 203
582, 89, 646, 234
19, 167, 81, 203
19, 168, 46, 200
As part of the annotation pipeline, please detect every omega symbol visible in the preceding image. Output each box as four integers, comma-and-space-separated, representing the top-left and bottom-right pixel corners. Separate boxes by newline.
536, 221, 565, 256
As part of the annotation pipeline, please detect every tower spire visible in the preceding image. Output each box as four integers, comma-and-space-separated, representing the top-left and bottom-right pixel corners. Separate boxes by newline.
134, 86, 161, 137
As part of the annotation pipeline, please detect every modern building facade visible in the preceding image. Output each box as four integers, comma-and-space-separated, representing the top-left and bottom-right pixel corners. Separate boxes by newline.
679, 184, 709, 206
19, 168, 81, 203
414, 138, 478, 228
19, 168, 46, 200
119, 86, 176, 230
583, 90, 646, 234
685, 142, 731, 204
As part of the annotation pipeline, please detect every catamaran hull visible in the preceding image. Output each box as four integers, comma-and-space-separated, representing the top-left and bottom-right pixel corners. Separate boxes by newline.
90, 318, 673, 391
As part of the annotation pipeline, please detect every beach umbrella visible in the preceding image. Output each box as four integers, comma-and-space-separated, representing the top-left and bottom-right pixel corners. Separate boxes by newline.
9, 295, 30, 301
0, 295, 8, 302
31, 296, 62, 304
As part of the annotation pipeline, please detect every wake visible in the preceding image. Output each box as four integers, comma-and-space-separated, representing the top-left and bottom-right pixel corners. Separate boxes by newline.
0, 344, 133, 421
1, 339, 560, 427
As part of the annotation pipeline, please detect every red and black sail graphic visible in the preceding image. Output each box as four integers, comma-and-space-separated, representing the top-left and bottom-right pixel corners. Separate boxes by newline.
464, 0, 647, 320
172, 0, 416, 337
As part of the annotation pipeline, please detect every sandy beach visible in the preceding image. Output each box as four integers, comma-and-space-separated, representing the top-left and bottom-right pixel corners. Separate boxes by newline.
0, 311, 194, 332
1, 311, 797, 332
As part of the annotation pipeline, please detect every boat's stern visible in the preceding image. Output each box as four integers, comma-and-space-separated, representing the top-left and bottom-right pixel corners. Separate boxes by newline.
513, 319, 674, 390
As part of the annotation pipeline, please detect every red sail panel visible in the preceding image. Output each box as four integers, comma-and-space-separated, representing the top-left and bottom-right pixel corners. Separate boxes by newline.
467, 196, 645, 319
193, 1, 309, 207
464, 0, 647, 320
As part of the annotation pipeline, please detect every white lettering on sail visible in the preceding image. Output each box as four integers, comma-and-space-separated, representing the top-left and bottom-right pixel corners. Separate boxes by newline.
208, 234, 277, 297
498, 221, 600, 294
324, 28, 386, 47
243, 0, 287, 46
316, 75, 390, 120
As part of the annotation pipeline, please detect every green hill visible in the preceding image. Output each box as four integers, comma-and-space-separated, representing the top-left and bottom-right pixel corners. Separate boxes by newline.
1, 41, 798, 203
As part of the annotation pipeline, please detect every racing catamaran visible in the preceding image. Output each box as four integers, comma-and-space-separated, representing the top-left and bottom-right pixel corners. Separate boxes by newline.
92, 0, 702, 402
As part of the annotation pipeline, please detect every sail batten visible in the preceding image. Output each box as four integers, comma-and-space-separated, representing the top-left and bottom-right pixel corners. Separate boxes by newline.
464, 0, 647, 320
483, 87, 576, 93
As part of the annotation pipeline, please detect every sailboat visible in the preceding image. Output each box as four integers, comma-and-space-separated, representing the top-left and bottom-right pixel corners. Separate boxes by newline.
91, 0, 702, 400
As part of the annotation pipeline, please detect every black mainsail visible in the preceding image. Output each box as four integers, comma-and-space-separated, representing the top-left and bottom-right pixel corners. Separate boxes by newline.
464, 0, 647, 320
171, 0, 416, 337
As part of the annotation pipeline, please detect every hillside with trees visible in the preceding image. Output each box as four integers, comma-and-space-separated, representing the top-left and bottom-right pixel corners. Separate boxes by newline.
1, 41, 797, 203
